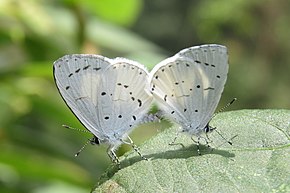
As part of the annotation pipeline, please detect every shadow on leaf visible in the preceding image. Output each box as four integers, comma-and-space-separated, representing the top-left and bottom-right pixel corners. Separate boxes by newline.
127, 144, 234, 165
97, 143, 235, 185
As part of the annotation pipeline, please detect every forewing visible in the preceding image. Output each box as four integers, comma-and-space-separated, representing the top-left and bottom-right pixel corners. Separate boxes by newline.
150, 44, 228, 132
53, 54, 111, 140
97, 58, 153, 139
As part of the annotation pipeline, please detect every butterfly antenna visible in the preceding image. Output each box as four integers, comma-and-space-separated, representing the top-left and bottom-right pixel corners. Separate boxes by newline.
207, 98, 237, 146
62, 125, 94, 157
214, 129, 238, 146
211, 98, 237, 120
62, 124, 90, 133
74, 138, 93, 157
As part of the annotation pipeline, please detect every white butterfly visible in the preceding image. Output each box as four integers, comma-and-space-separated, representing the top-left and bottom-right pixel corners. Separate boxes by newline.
149, 44, 229, 145
53, 54, 153, 163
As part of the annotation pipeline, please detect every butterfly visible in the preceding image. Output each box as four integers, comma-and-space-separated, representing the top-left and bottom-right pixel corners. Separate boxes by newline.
149, 44, 229, 149
53, 54, 153, 164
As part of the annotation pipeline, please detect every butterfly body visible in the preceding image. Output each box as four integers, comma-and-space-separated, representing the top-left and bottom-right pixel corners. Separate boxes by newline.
54, 44, 229, 162
53, 54, 152, 162
150, 44, 228, 137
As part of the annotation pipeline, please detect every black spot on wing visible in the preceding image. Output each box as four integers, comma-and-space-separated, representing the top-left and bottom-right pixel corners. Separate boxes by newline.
204, 87, 215, 90
93, 67, 101, 71
137, 99, 142, 107
164, 95, 167, 101
83, 65, 91, 70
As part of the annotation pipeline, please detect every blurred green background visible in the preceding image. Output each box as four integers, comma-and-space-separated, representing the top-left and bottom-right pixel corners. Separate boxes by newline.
0, 0, 289, 192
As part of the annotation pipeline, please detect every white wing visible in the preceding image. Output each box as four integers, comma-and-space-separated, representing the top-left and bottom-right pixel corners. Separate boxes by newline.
96, 58, 153, 142
53, 55, 152, 144
150, 44, 228, 135
53, 54, 110, 140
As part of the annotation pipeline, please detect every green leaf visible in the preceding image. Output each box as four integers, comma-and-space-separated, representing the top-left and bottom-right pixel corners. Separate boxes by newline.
94, 109, 290, 193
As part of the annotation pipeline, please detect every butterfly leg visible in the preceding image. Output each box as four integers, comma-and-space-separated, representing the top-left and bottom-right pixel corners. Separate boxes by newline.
169, 129, 185, 147
107, 146, 120, 166
192, 135, 213, 155
169, 132, 179, 145
205, 137, 213, 153
205, 131, 213, 144
190, 136, 201, 155
122, 137, 148, 161
204, 132, 214, 153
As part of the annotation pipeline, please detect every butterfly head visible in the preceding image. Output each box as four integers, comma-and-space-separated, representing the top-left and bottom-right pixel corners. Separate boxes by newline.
182, 122, 216, 136
204, 123, 216, 133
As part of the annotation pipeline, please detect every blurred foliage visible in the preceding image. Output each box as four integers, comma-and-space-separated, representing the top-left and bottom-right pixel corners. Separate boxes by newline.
0, 0, 289, 192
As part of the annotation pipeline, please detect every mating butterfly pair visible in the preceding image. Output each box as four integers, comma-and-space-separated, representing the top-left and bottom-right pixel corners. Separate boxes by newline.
53, 44, 228, 164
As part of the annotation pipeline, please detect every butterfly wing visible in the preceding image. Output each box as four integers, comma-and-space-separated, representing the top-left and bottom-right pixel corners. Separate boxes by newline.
54, 55, 152, 144
150, 44, 228, 135
95, 58, 153, 141
54, 54, 112, 140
